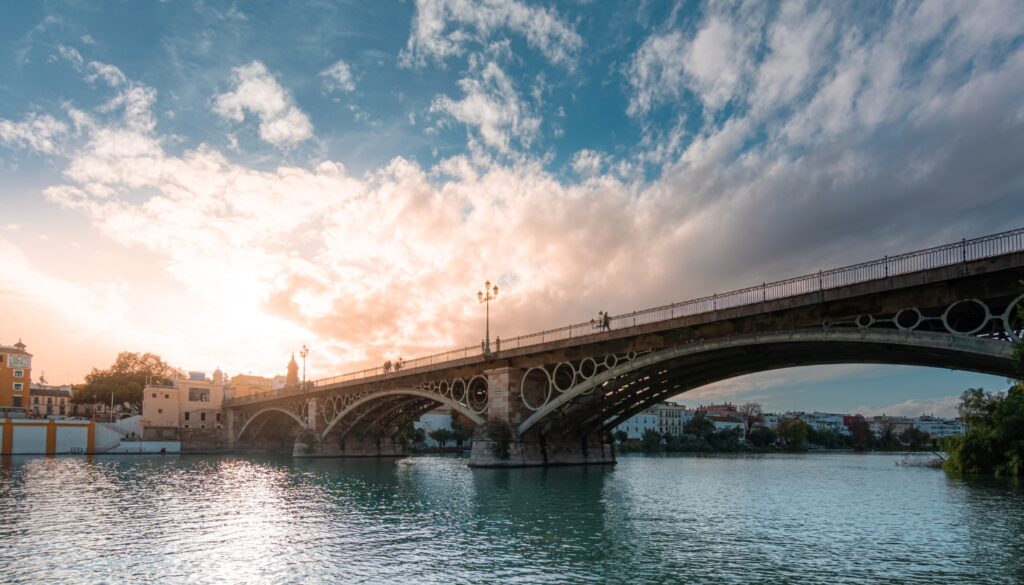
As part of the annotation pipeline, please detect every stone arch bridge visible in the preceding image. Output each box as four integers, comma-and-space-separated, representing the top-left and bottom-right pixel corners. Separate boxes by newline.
225, 228, 1024, 466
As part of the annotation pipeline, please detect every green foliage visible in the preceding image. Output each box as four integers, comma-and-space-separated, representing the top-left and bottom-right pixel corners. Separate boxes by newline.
641, 429, 663, 452
899, 426, 932, 451
613, 430, 629, 444
748, 426, 776, 448
428, 428, 454, 447
847, 415, 873, 451
76, 352, 174, 408
477, 419, 513, 459
449, 414, 475, 446
943, 385, 1024, 477
683, 411, 715, 440
776, 418, 809, 452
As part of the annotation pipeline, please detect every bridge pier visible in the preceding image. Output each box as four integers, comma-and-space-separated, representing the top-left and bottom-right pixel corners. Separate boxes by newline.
469, 367, 615, 467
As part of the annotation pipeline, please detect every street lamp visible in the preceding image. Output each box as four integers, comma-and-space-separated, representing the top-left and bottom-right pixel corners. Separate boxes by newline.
478, 280, 499, 354
300, 344, 309, 389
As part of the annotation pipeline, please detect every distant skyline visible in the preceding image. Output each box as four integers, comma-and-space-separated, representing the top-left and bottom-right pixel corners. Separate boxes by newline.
1, 1, 1022, 418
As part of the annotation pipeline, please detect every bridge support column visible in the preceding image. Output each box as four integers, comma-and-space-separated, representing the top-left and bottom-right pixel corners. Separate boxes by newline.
469, 367, 615, 468
226, 409, 237, 448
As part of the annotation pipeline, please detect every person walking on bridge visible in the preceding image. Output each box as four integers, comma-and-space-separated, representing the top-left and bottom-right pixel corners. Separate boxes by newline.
601, 311, 611, 332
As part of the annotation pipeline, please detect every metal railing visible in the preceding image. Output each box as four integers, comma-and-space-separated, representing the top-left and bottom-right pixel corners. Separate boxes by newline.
240, 226, 1024, 399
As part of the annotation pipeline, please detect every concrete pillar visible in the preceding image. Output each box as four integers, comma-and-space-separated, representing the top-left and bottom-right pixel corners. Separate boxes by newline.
225, 409, 237, 447
469, 366, 615, 468
306, 398, 319, 436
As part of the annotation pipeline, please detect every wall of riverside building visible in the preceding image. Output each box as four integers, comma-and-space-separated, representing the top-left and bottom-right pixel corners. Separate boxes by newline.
0, 420, 121, 454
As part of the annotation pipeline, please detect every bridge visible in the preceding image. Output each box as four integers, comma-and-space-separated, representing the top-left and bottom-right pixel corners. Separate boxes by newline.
224, 227, 1024, 466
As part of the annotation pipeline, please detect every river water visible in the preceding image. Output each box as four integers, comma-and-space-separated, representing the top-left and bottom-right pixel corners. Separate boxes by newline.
1, 452, 1022, 584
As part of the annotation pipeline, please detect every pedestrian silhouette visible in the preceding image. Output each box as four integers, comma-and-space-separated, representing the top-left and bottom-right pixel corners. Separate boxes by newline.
383, 360, 392, 374
602, 310, 611, 332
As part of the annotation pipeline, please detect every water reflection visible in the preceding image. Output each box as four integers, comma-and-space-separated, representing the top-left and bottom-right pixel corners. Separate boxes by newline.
1, 453, 1023, 584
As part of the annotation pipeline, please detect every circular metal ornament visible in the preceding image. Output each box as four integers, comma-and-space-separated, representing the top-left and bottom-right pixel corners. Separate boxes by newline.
894, 307, 923, 331
520, 366, 553, 411
1001, 292, 1024, 342
942, 299, 991, 335
855, 314, 874, 330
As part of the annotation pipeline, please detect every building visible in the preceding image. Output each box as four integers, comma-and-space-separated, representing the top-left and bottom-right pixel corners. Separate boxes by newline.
801, 412, 850, 436
654, 402, 692, 436
913, 416, 965, 438
141, 369, 226, 438
415, 407, 454, 446
613, 406, 659, 440
0, 339, 32, 412
29, 383, 73, 417
228, 374, 275, 400
708, 415, 746, 443
699, 402, 740, 417
868, 415, 914, 437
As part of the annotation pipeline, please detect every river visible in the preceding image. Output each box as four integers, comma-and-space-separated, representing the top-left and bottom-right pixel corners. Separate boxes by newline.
1, 452, 1022, 584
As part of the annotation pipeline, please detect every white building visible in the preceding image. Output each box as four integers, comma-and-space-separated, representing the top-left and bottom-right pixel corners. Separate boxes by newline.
801, 412, 850, 436
708, 415, 746, 443
655, 402, 693, 436
613, 406, 659, 440
913, 416, 965, 438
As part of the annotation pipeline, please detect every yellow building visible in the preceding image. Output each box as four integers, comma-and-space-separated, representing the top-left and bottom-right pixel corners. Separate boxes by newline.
228, 374, 275, 399
0, 340, 32, 412
141, 369, 226, 438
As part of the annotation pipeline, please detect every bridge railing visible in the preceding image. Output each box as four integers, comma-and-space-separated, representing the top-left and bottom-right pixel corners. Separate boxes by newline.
295, 226, 1024, 390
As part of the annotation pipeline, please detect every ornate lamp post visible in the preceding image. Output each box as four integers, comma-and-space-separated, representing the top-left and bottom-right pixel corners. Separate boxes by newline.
300, 344, 309, 389
478, 280, 499, 354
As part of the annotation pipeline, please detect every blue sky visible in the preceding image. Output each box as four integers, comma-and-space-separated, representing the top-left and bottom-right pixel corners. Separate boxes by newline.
1, 1, 1023, 417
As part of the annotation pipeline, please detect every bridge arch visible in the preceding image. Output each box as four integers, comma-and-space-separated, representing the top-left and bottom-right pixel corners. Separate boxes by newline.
516, 329, 1015, 436
237, 406, 309, 442
319, 388, 486, 443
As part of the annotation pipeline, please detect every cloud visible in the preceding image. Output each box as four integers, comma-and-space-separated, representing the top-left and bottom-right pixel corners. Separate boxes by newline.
430, 60, 540, 153
58, 45, 84, 68
7, 1, 1024, 384
0, 113, 68, 155
320, 59, 356, 93
854, 396, 962, 419
212, 61, 313, 149
87, 61, 128, 87
400, 0, 582, 68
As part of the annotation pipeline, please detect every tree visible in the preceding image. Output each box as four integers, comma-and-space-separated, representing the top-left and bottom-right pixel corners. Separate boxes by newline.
684, 411, 715, 439
428, 428, 453, 447
450, 414, 474, 447
776, 418, 809, 451
738, 402, 763, 434
641, 429, 663, 452
848, 415, 873, 451
613, 430, 629, 444
899, 426, 931, 451
875, 423, 902, 451
748, 426, 776, 448
74, 352, 174, 409
942, 385, 1024, 477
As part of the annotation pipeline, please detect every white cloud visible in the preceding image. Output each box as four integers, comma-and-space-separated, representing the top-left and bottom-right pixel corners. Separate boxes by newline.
320, 60, 356, 93
58, 45, 84, 68
627, 14, 759, 116
87, 61, 127, 87
855, 396, 962, 419
430, 61, 540, 153
0, 113, 68, 155
571, 149, 605, 177
400, 0, 582, 68
212, 61, 313, 149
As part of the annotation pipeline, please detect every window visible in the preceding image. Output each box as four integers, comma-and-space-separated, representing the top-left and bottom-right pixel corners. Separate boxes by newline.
152, 393, 157, 398
32, 397, 39, 404
164, 394, 170, 399
157, 409, 163, 414
47, 397, 53, 405
216, 413, 221, 422
184, 412, 190, 421
188, 388, 210, 402
13, 383, 23, 391
13, 396, 21, 407
200, 412, 206, 422
13, 370, 23, 378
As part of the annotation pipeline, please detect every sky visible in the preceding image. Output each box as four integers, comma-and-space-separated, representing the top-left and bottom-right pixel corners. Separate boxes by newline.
1, 0, 1023, 418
